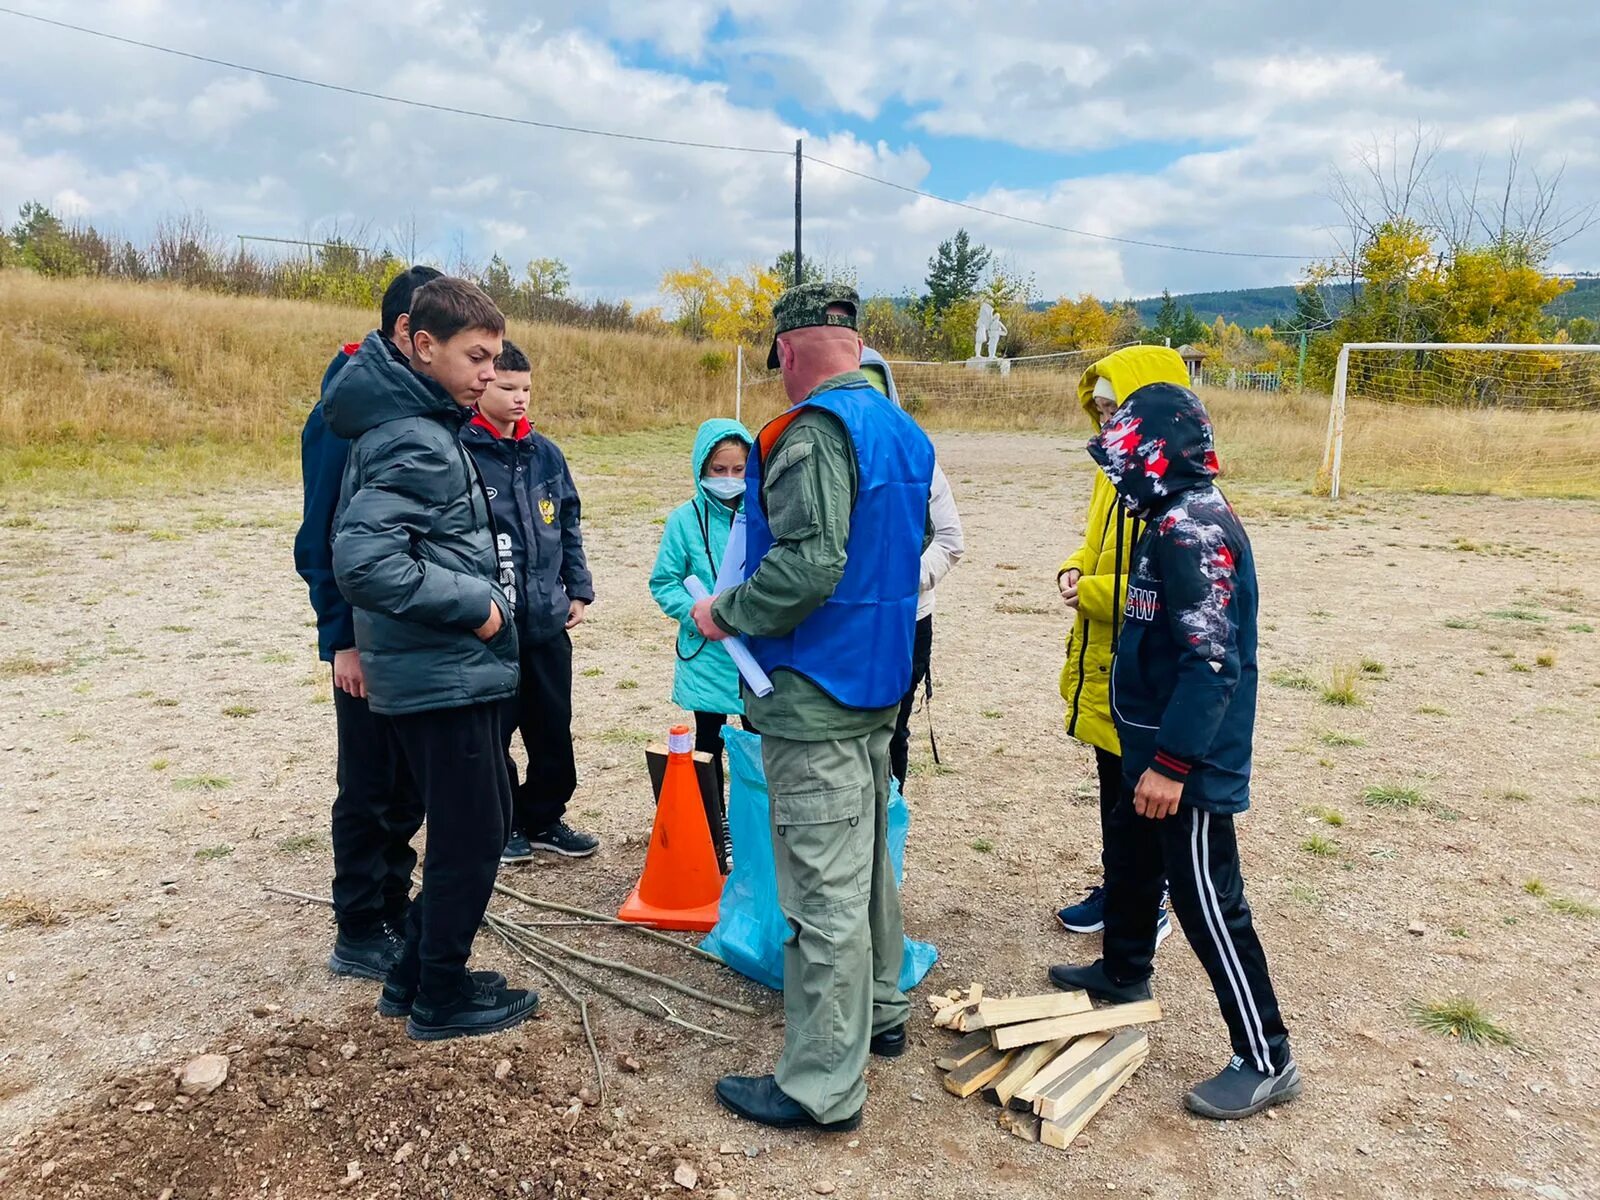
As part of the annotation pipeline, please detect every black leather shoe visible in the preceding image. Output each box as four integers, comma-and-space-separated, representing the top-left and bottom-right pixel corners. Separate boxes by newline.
714, 1074, 861, 1133
1048, 960, 1153, 1004
378, 970, 508, 1018
869, 1024, 907, 1058
405, 982, 539, 1042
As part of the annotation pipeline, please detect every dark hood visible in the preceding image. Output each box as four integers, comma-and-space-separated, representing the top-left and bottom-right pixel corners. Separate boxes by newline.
322, 330, 459, 439
1086, 381, 1220, 517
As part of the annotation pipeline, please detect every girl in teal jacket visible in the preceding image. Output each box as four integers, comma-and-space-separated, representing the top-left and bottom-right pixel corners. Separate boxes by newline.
649, 418, 754, 862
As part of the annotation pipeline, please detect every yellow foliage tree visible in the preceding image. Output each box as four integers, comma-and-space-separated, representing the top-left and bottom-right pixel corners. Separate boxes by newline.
1035, 293, 1119, 351
660, 261, 784, 346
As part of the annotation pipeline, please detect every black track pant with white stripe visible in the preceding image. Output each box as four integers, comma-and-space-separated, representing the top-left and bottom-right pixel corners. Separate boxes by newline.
1101, 791, 1292, 1074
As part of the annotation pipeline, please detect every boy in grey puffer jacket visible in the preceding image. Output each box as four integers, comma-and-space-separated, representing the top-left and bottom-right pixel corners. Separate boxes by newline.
328, 276, 536, 1043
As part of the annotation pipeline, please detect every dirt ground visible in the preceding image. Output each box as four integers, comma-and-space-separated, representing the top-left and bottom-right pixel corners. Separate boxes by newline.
2, 430, 1597, 1200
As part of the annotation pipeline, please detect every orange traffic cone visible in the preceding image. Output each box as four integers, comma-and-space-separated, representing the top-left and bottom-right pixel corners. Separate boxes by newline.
618, 725, 725, 931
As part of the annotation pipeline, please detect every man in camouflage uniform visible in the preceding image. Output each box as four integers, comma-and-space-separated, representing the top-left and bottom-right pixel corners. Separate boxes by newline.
692, 283, 935, 1132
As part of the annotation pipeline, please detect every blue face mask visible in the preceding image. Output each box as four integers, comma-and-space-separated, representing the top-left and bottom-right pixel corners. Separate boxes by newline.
702, 476, 746, 501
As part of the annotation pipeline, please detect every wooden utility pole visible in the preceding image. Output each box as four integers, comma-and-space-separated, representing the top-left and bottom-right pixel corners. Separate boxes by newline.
793, 139, 803, 286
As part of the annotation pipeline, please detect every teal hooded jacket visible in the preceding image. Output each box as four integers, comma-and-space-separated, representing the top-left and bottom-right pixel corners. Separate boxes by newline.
649, 418, 753, 715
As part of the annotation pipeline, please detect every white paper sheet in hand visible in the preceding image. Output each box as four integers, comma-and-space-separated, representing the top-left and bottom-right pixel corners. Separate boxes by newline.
684, 574, 774, 698
713, 510, 747, 594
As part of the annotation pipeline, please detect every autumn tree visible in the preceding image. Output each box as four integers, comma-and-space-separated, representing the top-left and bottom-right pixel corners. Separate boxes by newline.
660, 261, 784, 345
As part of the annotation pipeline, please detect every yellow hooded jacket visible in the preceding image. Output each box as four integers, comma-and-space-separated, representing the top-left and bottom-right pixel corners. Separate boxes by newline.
1058, 345, 1193, 754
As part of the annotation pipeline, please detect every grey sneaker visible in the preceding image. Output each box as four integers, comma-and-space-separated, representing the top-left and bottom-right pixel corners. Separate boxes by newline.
1184, 1056, 1302, 1120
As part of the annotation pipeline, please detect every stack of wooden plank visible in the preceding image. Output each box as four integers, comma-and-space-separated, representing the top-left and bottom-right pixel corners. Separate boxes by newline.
927, 984, 1160, 1151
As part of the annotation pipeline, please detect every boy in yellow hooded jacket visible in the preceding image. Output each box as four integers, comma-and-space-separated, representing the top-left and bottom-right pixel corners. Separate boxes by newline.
1055, 345, 1192, 937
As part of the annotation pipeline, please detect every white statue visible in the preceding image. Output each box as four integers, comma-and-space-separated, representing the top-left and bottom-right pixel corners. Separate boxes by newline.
974, 299, 1007, 360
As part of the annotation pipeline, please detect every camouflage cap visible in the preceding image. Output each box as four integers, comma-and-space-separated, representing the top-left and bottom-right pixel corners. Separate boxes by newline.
766, 281, 860, 368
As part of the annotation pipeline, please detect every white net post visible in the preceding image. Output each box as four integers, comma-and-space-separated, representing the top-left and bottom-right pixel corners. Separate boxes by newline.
735, 343, 743, 424
1321, 343, 1351, 499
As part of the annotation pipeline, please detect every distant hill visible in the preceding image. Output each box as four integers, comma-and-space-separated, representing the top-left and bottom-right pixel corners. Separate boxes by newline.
1119, 277, 1599, 329
1546, 277, 1600, 323
1122, 286, 1347, 328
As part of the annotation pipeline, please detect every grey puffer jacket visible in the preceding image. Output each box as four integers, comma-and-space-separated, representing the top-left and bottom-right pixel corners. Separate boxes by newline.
326, 331, 519, 716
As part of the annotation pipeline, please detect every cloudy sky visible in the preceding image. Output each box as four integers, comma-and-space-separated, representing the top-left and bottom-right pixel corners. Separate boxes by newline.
2, 1, 1597, 306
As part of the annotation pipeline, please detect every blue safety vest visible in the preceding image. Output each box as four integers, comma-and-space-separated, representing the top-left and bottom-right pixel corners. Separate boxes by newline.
743, 380, 935, 710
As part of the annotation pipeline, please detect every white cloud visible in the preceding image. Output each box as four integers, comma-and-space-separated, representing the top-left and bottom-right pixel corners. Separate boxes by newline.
0, 0, 1595, 304
185, 76, 276, 138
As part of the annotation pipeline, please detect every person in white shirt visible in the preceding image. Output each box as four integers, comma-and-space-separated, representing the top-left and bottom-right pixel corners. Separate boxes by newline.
859, 347, 965, 794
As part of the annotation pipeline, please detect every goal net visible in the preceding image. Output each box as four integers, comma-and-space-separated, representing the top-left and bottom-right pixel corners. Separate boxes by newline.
735, 343, 1141, 429
1319, 341, 1600, 498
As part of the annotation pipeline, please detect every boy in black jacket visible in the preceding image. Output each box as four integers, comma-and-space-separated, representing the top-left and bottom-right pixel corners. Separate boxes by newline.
293, 264, 438, 981
460, 339, 599, 862
329, 277, 535, 1042
1048, 382, 1301, 1121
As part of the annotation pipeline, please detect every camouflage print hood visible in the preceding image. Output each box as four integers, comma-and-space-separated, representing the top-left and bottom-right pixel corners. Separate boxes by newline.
1086, 381, 1220, 518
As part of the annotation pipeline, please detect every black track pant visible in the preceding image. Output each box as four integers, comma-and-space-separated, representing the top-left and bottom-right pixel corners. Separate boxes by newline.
501, 632, 577, 837
889, 615, 935, 792
1101, 789, 1292, 1074
330, 684, 423, 939
382, 701, 512, 1007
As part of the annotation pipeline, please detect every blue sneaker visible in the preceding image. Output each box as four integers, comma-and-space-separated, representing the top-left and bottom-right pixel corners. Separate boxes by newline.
1056, 886, 1106, 933
500, 832, 534, 866
1057, 886, 1174, 946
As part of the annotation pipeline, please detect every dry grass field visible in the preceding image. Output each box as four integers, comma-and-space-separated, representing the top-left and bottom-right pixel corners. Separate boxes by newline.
4, 273, 1599, 501
0, 275, 1597, 1199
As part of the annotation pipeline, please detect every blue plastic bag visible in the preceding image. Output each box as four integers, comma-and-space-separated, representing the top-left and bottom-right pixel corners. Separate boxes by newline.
701, 727, 938, 992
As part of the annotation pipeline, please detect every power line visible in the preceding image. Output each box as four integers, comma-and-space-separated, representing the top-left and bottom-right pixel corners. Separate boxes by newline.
0, 5, 791, 158
238, 234, 375, 253
22, 5, 1574, 268
801, 154, 1315, 261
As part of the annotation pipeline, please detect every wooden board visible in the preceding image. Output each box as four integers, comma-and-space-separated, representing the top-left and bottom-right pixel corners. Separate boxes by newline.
933, 983, 984, 1030
935, 1030, 994, 1072
999, 1109, 1041, 1143
981, 1038, 1070, 1107
1039, 1055, 1145, 1151
645, 744, 726, 872
971, 990, 1092, 1030
991, 999, 1162, 1051
1007, 1032, 1113, 1112
1035, 1029, 1149, 1121
942, 1043, 1017, 1100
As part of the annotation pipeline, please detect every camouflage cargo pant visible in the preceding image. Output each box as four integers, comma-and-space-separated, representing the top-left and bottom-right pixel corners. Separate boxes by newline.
762, 726, 910, 1124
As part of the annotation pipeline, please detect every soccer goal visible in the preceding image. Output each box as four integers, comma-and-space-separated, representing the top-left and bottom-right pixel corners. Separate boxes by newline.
1319, 341, 1600, 498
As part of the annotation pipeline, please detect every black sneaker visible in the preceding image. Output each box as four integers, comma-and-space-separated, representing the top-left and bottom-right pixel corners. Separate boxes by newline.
377, 970, 509, 1018
328, 927, 404, 981
405, 981, 540, 1042
1184, 1056, 1303, 1120
500, 831, 535, 865
1047, 960, 1154, 1004
528, 821, 599, 858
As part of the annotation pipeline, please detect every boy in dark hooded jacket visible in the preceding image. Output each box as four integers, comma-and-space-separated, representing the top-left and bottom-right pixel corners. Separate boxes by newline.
1048, 382, 1301, 1121
328, 277, 535, 1043
460, 339, 599, 863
